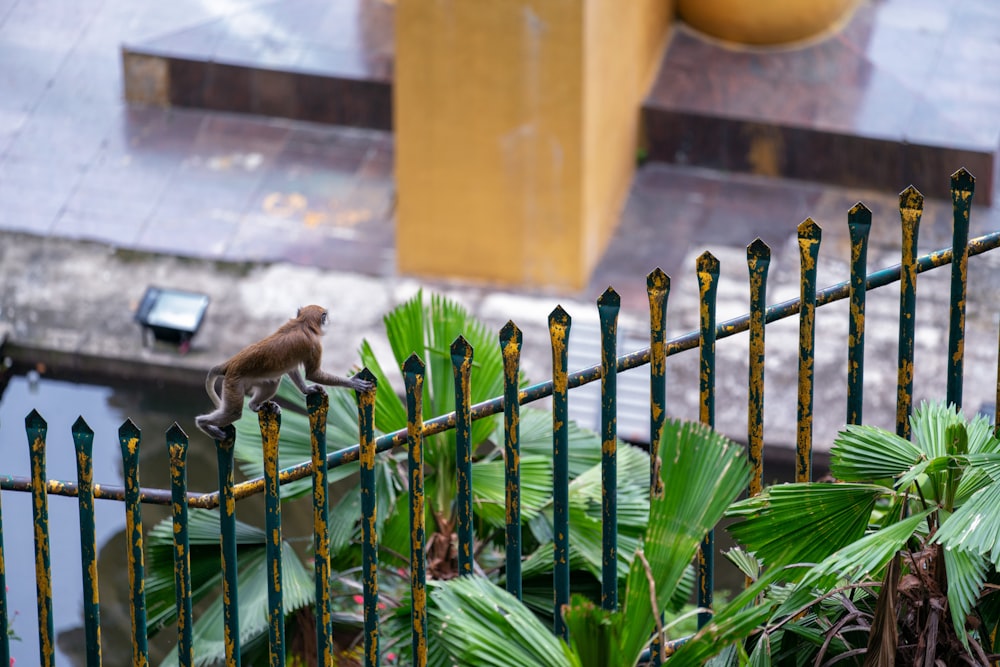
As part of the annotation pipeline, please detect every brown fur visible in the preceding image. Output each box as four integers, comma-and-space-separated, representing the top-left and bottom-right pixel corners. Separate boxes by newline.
196, 305, 373, 440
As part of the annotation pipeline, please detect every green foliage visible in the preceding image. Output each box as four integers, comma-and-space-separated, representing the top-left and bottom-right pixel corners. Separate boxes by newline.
147, 510, 317, 667
172, 290, 649, 663
427, 418, 751, 667
707, 401, 1000, 663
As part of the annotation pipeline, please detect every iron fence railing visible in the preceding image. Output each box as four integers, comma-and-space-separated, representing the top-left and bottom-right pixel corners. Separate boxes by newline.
1, 169, 997, 665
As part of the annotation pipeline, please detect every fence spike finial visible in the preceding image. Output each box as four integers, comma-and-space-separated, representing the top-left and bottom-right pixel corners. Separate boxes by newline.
25, 408, 46, 430
71, 415, 92, 437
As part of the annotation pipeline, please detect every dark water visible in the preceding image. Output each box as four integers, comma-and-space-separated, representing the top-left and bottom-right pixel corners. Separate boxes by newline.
0, 372, 265, 666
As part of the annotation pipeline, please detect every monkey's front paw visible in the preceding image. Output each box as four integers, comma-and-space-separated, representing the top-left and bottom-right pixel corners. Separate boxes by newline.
352, 378, 375, 392
304, 384, 325, 394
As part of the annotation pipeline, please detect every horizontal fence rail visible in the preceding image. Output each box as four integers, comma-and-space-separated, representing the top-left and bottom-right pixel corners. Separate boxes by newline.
1, 170, 998, 665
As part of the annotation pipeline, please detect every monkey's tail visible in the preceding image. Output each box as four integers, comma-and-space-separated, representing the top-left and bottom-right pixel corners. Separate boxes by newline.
205, 365, 225, 408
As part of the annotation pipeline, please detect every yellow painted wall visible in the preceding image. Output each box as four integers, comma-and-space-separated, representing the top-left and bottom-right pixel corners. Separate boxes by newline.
583, 0, 673, 271
395, 0, 672, 290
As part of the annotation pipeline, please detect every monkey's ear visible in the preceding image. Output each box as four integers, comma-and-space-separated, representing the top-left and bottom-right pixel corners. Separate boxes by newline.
297, 306, 303, 318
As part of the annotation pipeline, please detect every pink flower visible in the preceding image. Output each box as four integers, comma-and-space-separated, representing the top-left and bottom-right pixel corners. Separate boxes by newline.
353, 594, 364, 605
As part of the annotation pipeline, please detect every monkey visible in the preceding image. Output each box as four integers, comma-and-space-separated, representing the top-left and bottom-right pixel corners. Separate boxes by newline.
195, 305, 374, 440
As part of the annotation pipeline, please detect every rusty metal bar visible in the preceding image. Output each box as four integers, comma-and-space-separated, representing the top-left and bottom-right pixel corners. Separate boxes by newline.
260, 402, 285, 666
500, 321, 523, 600
403, 355, 428, 667
548, 306, 571, 640
896, 186, 924, 439
846, 204, 872, 425
947, 168, 976, 408
647, 269, 669, 498
26, 410, 54, 666
215, 426, 240, 666
450, 336, 474, 577
357, 369, 380, 667
120, 419, 149, 666
307, 391, 334, 665
796, 219, 822, 482
72, 417, 102, 667
746, 240, 770, 498
647, 269, 669, 667
696, 252, 719, 628
598, 287, 620, 612
167, 424, 194, 667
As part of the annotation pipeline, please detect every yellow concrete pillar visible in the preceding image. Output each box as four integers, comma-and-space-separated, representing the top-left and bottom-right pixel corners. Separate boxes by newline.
395, 1, 671, 290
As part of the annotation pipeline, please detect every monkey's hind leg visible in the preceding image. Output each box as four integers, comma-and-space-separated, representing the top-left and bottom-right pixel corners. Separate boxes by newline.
197, 377, 246, 440
195, 414, 230, 441
247, 379, 281, 412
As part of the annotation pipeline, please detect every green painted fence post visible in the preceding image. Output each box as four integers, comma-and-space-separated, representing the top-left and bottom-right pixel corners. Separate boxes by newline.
896, 186, 923, 439
847, 203, 872, 426
747, 240, 770, 498
947, 168, 975, 408
356, 369, 379, 667
259, 402, 284, 666
72, 417, 102, 667
696, 253, 719, 628
307, 391, 334, 665
450, 336, 475, 577
796, 219, 822, 482
598, 287, 620, 611
167, 424, 194, 666
549, 305, 571, 640
120, 419, 149, 666
499, 321, 523, 600
215, 425, 240, 667
646, 270, 669, 498
403, 355, 428, 667
646, 269, 669, 666
26, 410, 54, 667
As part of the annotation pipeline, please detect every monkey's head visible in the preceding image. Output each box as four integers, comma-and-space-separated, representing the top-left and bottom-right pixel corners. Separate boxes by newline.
296, 305, 329, 331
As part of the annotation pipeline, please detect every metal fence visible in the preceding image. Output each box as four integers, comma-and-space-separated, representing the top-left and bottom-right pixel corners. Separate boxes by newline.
1, 168, 998, 666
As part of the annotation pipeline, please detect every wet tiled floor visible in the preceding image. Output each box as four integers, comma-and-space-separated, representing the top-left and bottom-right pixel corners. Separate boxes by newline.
645, 0, 1000, 202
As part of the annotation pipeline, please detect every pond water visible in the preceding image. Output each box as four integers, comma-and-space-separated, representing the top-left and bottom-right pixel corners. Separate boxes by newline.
0, 372, 222, 666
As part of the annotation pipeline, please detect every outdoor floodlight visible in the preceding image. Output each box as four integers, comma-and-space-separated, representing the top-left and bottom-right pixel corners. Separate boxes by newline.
134, 286, 210, 353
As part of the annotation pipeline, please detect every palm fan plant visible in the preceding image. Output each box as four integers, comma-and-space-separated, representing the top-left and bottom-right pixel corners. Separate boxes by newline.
147, 290, 650, 664
675, 401, 1000, 665
424, 419, 751, 667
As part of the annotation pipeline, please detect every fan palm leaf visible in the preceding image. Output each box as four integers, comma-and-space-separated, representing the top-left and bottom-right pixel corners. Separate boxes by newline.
726, 483, 887, 569
428, 419, 749, 667
429, 576, 579, 667
776, 508, 934, 617
147, 510, 314, 666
